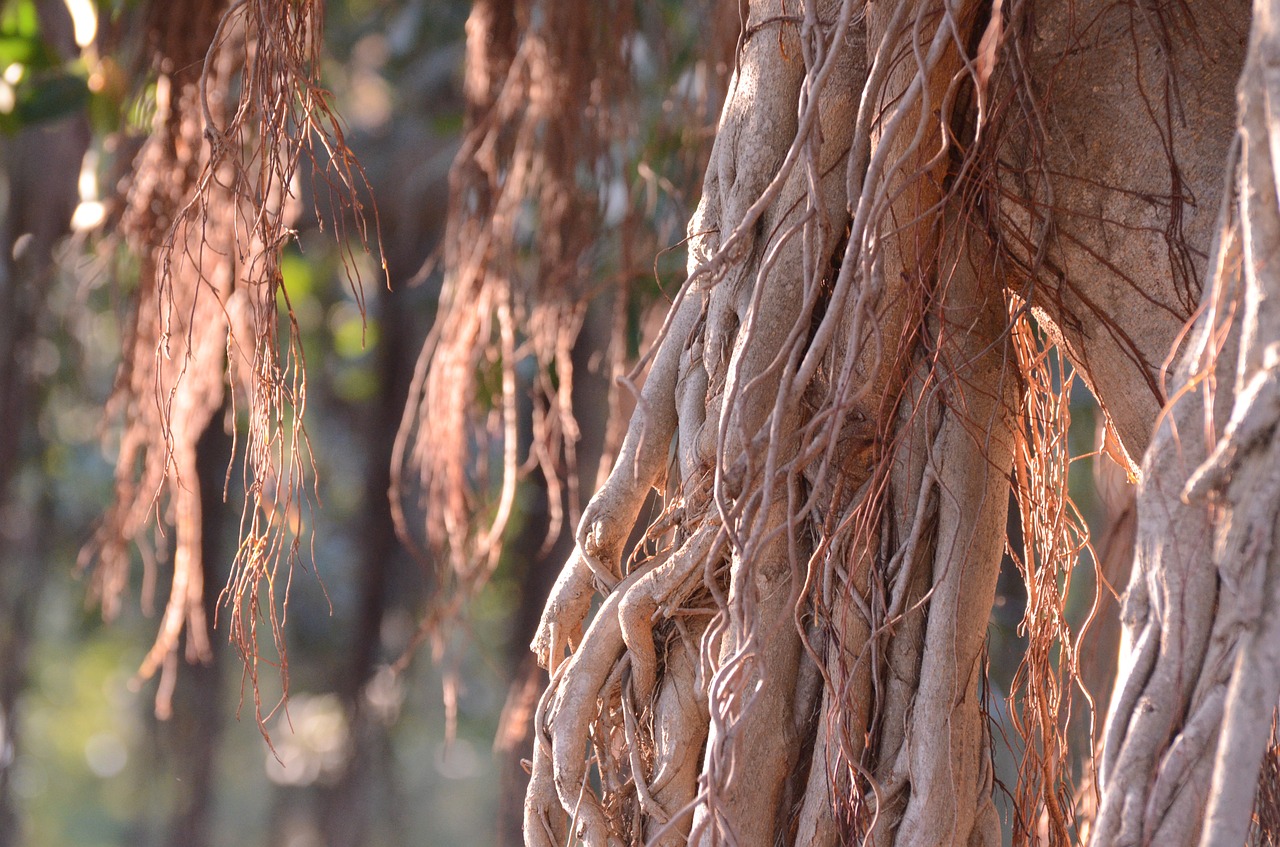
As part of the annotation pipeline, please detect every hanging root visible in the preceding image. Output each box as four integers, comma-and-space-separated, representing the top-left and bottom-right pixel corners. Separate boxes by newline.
84, 0, 383, 724
393, 0, 660, 646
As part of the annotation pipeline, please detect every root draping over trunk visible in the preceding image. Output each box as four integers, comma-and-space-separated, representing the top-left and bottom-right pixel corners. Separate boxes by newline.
515, 0, 1262, 844
1091, 3, 1280, 845
526, 0, 1021, 842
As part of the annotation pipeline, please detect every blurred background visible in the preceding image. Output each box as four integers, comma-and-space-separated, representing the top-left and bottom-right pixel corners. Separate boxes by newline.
0, 1, 1120, 845
0, 2, 510, 844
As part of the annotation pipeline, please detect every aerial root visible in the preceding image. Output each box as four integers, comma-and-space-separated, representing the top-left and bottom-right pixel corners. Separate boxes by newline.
533, 519, 724, 845
621, 675, 669, 824
646, 619, 711, 846
531, 547, 594, 674
1195, 52, 1280, 842
524, 698, 567, 847
619, 522, 722, 704
133, 441, 213, 716
545, 567, 645, 844
532, 291, 703, 674
795, 688, 844, 847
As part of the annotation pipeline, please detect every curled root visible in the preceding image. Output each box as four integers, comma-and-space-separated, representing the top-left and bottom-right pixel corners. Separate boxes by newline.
531, 291, 703, 673
619, 523, 722, 704
534, 521, 724, 844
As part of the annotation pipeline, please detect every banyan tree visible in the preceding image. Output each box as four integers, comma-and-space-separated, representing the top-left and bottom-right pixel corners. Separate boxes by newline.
417, 0, 1279, 843
84, 0, 1280, 844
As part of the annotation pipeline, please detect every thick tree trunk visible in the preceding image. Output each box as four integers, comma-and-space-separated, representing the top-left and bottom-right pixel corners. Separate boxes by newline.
522, 0, 1256, 843
1091, 3, 1280, 844
526, 0, 1021, 842
316, 285, 415, 847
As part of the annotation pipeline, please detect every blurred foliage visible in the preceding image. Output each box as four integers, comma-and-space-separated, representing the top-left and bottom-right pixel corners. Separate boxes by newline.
0, 0, 89, 133
1, 1, 512, 845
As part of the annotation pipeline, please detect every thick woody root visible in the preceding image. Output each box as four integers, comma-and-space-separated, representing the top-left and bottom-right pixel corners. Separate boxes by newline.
1092, 7, 1280, 844
529, 0, 863, 837
683, 7, 872, 840
857, 226, 1016, 847
974, 0, 1247, 839
645, 618, 711, 847
526, 0, 1016, 841
523, 0, 1260, 843
1089, 208, 1236, 847
1196, 22, 1280, 836
532, 291, 705, 674
988, 0, 1246, 466
527, 523, 722, 844
691, 497, 806, 846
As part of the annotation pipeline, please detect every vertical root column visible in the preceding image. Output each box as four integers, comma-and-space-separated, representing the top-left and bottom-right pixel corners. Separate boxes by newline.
877, 240, 1016, 847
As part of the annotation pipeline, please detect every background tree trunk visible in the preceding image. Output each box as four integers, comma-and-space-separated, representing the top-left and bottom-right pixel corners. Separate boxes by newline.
0, 2, 88, 842
157, 417, 231, 847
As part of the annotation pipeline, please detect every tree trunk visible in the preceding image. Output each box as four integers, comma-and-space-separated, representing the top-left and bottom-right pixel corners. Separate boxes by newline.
0, 2, 89, 842
1091, 3, 1280, 844
159, 416, 231, 847
522, 0, 1255, 844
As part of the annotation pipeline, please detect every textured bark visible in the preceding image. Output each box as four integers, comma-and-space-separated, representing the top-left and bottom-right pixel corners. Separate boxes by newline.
994, 0, 1247, 470
1091, 3, 1280, 844
525, 0, 1024, 842
496, 289, 616, 846
520, 0, 1261, 843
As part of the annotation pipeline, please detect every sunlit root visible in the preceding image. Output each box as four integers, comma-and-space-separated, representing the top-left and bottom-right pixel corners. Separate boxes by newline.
1109, 23, 1280, 845
893, 394, 1013, 846
646, 619, 712, 846
531, 292, 703, 673
134, 443, 211, 698
692, 497, 807, 844
539, 522, 724, 843
523, 695, 568, 847
796, 549, 878, 846
619, 523, 722, 703
543, 568, 644, 844
530, 549, 595, 675
1182, 352, 1280, 502
1195, 25, 1280, 839
795, 689, 842, 847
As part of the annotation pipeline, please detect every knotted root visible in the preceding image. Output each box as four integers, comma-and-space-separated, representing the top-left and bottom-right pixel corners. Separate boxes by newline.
645, 617, 712, 846
532, 291, 704, 674
528, 515, 725, 845
620, 523, 723, 704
